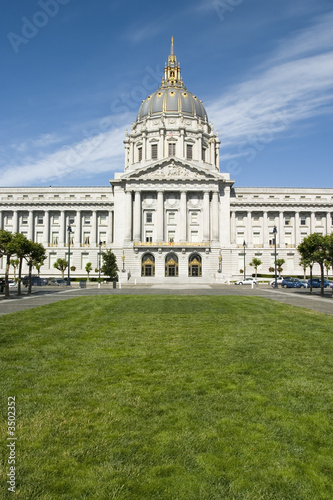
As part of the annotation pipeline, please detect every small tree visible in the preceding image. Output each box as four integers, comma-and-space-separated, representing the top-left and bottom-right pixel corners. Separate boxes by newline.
299, 257, 311, 281
53, 258, 68, 279
0, 230, 16, 298
70, 266, 76, 272
298, 234, 322, 294
85, 262, 93, 281
276, 259, 285, 278
34, 261, 44, 276
101, 249, 118, 280
10, 258, 19, 281
24, 242, 46, 295
268, 266, 275, 273
249, 258, 262, 279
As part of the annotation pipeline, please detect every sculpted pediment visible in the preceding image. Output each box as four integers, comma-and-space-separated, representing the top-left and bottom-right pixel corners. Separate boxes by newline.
122, 160, 222, 182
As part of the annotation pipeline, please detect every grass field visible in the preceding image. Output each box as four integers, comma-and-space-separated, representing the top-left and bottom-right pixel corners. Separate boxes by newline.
1, 295, 333, 499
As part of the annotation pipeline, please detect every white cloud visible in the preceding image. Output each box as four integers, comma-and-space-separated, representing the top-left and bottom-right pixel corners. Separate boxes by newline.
206, 13, 333, 156
0, 127, 125, 187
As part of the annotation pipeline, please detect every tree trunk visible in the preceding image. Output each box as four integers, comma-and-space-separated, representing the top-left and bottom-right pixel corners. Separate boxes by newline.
28, 262, 33, 295
309, 264, 313, 294
320, 262, 325, 297
17, 257, 23, 296
5, 255, 10, 298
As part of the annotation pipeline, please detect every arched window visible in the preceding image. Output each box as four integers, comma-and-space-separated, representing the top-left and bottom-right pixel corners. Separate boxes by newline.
165, 253, 179, 277
141, 253, 155, 276
188, 253, 202, 277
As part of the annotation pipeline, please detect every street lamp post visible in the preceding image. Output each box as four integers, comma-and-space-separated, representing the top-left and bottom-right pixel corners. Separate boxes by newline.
122, 250, 125, 273
98, 241, 102, 289
243, 240, 246, 280
67, 225, 72, 286
273, 226, 278, 289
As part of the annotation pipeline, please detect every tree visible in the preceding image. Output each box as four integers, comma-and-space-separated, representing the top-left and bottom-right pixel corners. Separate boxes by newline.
249, 258, 262, 279
101, 249, 118, 280
10, 258, 19, 281
299, 257, 311, 281
53, 258, 68, 279
12, 232, 32, 296
325, 233, 333, 297
276, 259, 285, 278
70, 266, 76, 272
24, 242, 46, 295
268, 266, 275, 273
85, 262, 93, 281
0, 230, 16, 298
298, 233, 327, 295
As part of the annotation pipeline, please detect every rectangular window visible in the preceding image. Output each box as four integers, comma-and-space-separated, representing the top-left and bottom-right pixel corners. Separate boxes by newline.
52, 215, 59, 224
168, 212, 175, 223
316, 215, 322, 222
284, 217, 291, 226
151, 144, 158, 160
83, 216, 91, 225
5, 215, 13, 224
186, 144, 193, 160
99, 232, 106, 245
37, 215, 44, 225
300, 216, 307, 226
253, 232, 261, 244
236, 232, 245, 245
168, 231, 175, 243
21, 215, 28, 225
36, 232, 43, 243
145, 231, 153, 243
285, 233, 292, 246
191, 231, 198, 243
202, 148, 206, 162
138, 147, 142, 162
146, 212, 152, 223
52, 233, 59, 246
68, 215, 75, 225
83, 233, 90, 245
191, 212, 198, 223
168, 143, 176, 156
99, 214, 107, 225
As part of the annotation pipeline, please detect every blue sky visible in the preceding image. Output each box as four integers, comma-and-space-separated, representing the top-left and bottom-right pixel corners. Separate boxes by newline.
0, 0, 332, 188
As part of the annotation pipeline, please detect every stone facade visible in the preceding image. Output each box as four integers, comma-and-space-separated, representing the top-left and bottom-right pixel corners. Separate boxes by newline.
1, 40, 332, 282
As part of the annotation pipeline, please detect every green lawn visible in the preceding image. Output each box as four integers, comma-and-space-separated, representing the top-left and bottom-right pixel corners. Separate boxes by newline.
1, 296, 332, 499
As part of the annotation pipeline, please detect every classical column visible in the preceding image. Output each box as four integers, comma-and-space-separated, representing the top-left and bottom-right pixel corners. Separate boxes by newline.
59, 210, 66, 247
0, 211, 2, 230
159, 129, 165, 159
263, 211, 269, 247
142, 133, 147, 162
108, 211, 113, 244
28, 211, 34, 241
327, 212, 332, 235
211, 191, 219, 242
246, 212, 252, 245
156, 191, 164, 242
124, 191, 132, 242
13, 211, 18, 233
294, 211, 300, 246
279, 212, 284, 247
179, 191, 187, 242
91, 210, 97, 247
43, 211, 50, 246
230, 211, 236, 245
75, 211, 82, 246
219, 185, 231, 246
203, 191, 210, 242
133, 191, 142, 242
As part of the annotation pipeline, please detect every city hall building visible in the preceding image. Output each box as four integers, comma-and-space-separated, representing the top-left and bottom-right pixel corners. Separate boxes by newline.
1, 40, 332, 283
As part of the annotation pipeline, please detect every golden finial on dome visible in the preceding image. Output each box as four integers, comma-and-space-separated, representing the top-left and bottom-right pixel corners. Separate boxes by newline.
163, 37, 182, 86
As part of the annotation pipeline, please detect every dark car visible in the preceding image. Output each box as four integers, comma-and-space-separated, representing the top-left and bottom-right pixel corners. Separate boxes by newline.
22, 275, 48, 287
307, 279, 332, 288
281, 278, 308, 288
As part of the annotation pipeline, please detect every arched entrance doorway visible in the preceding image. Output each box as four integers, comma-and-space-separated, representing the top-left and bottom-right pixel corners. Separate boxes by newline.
165, 253, 179, 277
141, 253, 155, 276
188, 253, 202, 277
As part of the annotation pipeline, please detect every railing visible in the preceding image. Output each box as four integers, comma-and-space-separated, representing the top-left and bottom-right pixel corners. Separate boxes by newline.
134, 241, 210, 247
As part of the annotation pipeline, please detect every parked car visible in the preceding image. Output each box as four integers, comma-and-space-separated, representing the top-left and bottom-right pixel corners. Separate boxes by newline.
48, 279, 66, 286
8, 280, 17, 288
22, 275, 48, 287
269, 277, 285, 287
281, 278, 308, 288
307, 278, 332, 288
234, 277, 258, 285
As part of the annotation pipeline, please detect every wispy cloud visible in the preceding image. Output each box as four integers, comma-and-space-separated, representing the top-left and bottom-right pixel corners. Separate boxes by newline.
0, 127, 125, 186
206, 12, 333, 159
